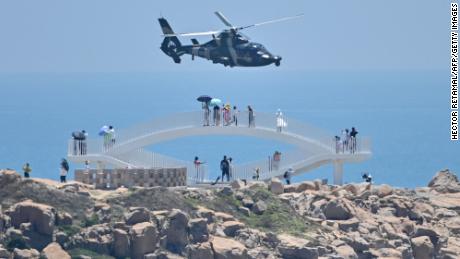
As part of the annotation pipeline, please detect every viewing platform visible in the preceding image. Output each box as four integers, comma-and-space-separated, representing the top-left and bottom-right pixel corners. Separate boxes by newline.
67, 111, 371, 187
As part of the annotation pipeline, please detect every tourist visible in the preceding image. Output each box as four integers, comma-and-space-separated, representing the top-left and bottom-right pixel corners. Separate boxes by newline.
220, 156, 230, 182
362, 172, 372, 183
345, 128, 351, 152
350, 127, 358, 153
248, 105, 255, 127
80, 130, 88, 155
223, 104, 232, 126
203, 103, 210, 126
194, 156, 205, 183
232, 106, 239, 126
341, 129, 348, 152
335, 136, 341, 154
272, 151, 281, 171
60, 158, 69, 183
228, 157, 234, 181
22, 163, 32, 178
284, 167, 294, 185
252, 167, 260, 180
213, 105, 220, 126
276, 109, 285, 132
108, 126, 116, 146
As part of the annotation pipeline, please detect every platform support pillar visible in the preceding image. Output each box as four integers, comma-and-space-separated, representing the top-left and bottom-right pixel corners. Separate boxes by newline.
333, 160, 343, 185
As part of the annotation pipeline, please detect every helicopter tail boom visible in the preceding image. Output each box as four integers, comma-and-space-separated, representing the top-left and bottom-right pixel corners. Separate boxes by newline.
159, 18, 183, 63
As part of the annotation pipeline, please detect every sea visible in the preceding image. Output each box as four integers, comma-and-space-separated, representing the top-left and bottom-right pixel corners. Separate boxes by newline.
0, 70, 457, 188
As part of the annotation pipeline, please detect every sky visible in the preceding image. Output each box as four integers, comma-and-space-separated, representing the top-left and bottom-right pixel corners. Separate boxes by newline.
0, 0, 448, 73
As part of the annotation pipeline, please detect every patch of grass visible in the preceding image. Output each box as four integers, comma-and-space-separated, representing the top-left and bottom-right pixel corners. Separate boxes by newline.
80, 214, 99, 228
194, 187, 318, 237
58, 224, 81, 237
68, 248, 115, 259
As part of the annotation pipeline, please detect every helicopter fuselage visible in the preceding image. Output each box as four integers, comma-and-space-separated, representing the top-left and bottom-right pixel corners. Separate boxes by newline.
176, 34, 281, 67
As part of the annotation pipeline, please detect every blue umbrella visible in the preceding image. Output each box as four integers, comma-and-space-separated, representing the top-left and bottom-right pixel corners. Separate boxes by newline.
99, 126, 109, 136
210, 98, 222, 107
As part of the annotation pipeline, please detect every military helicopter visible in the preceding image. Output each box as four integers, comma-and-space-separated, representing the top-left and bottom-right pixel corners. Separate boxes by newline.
158, 12, 303, 67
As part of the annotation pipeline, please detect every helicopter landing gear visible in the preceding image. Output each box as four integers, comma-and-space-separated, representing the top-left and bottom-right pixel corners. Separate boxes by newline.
275, 60, 281, 67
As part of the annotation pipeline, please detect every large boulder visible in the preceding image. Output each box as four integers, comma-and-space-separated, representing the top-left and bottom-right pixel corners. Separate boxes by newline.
277, 234, 318, 259
189, 218, 209, 243
230, 179, 245, 189
0, 245, 10, 258
188, 242, 213, 259
269, 178, 284, 195
41, 242, 70, 259
130, 222, 159, 259
165, 209, 189, 253
124, 207, 151, 225
252, 201, 267, 215
70, 224, 113, 254
335, 245, 358, 259
376, 184, 393, 198
322, 198, 353, 220
428, 169, 460, 193
113, 229, 130, 258
211, 236, 248, 259
13, 248, 40, 259
296, 181, 317, 192
8, 201, 56, 235
411, 236, 434, 259
222, 221, 245, 237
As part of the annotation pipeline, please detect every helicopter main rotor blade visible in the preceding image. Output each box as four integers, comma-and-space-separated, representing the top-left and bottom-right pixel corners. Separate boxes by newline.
214, 11, 234, 27
237, 13, 304, 30
163, 30, 222, 37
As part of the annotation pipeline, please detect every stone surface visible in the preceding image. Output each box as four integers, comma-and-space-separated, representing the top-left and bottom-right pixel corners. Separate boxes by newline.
428, 169, 460, 193
269, 178, 284, 195
165, 209, 189, 253
277, 234, 318, 259
411, 236, 434, 259
296, 181, 317, 192
188, 242, 214, 259
13, 248, 40, 259
230, 179, 245, 189
252, 200, 267, 215
8, 200, 56, 235
211, 236, 248, 259
222, 221, 245, 237
113, 229, 130, 258
322, 198, 352, 220
41, 242, 71, 259
377, 184, 393, 198
189, 218, 209, 243
125, 207, 151, 225
335, 245, 358, 259
130, 222, 159, 259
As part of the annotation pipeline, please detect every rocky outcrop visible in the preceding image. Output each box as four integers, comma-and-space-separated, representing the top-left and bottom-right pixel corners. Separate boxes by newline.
269, 178, 284, 195
211, 236, 248, 259
130, 222, 159, 259
7, 200, 56, 235
428, 169, 460, 193
277, 234, 318, 259
41, 242, 70, 259
411, 236, 434, 259
1, 169, 460, 259
165, 209, 189, 253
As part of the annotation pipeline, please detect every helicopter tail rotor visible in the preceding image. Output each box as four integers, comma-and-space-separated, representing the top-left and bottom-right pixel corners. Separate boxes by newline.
159, 18, 184, 63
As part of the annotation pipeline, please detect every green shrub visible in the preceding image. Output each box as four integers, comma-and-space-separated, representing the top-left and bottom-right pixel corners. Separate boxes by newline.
80, 214, 99, 228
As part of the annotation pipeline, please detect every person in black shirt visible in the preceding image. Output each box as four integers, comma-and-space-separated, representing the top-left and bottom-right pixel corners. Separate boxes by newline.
350, 127, 358, 153
220, 156, 230, 182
